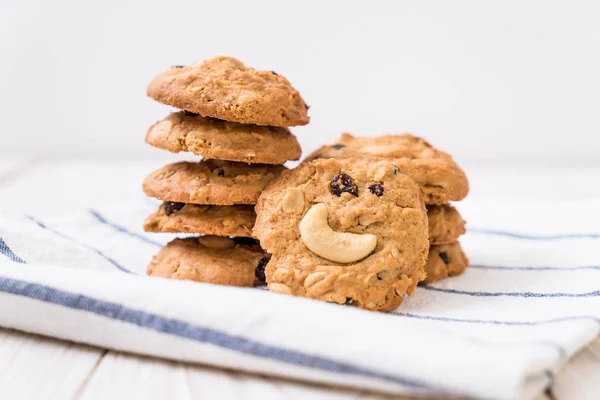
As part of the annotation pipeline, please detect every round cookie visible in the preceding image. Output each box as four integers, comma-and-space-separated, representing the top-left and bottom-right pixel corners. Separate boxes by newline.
422, 242, 469, 284
253, 158, 429, 312
144, 202, 256, 237
143, 160, 284, 205
147, 56, 309, 127
146, 112, 302, 164
427, 204, 466, 245
305, 133, 469, 204
147, 236, 269, 287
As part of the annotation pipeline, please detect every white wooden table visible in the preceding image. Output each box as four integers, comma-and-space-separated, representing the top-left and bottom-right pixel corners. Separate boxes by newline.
0, 154, 598, 400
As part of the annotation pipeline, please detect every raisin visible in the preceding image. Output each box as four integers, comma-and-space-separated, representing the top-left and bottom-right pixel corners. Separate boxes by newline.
368, 183, 384, 197
216, 168, 225, 177
330, 144, 346, 150
271, 71, 278, 76
182, 110, 199, 116
376, 272, 384, 280
330, 173, 358, 197
345, 297, 357, 306
392, 165, 401, 174
439, 251, 450, 265
255, 256, 270, 282
172, 65, 185, 68
164, 201, 185, 216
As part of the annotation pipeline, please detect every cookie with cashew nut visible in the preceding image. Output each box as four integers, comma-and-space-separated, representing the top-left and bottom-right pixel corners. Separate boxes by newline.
147, 236, 269, 287
305, 133, 469, 204
253, 158, 429, 312
147, 56, 309, 127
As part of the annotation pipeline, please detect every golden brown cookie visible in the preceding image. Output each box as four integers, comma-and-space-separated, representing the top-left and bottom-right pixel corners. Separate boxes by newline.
146, 112, 301, 164
143, 160, 285, 205
147, 236, 269, 287
427, 204, 466, 245
147, 56, 309, 127
422, 242, 469, 284
144, 202, 256, 237
253, 158, 429, 312
305, 133, 469, 204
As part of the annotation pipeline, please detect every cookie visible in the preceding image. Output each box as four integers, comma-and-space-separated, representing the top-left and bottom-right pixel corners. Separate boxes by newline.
146, 112, 301, 164
253, 158, 429, 312
427, 204, 466, 245
305, 133, 469, 204
147, 236, 269, 287
422, 242, 469, 284
143, 160, 285, 205
144, 202, 256, 237
147, 56, 309, 127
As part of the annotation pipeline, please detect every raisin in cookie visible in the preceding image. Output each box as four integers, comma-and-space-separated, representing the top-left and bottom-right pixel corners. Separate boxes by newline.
427, 204, 466, 245
147, 236, 269, 287
144, 202, 256, 237
146, 112, 301, 164
422, 242, 469, 284
253, 158, 429, 312
306, 133, 469, 204
143, 160, 284, 205
147, 56, 309, 127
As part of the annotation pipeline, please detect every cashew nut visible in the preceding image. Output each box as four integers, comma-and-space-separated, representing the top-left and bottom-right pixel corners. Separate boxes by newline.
299, 203, 377, 263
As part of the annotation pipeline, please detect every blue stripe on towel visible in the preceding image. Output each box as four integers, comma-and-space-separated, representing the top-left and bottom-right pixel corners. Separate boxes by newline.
420, 285, 600, 298
25, 216, 132, 274
393, 312, 600, 327
0, 277, 460, 398
469, 264, 600, 271
88, 209, 162, 248
0, 237, 26, 263
469, 228, 600, 240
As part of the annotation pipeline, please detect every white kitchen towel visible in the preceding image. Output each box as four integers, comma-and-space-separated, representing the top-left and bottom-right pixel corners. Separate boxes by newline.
0, 198, 598, 400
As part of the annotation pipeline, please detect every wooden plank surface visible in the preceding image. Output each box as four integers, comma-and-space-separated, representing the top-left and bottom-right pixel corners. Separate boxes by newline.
77, 351, 400, 400
552, 339, 600, 400
0, 156, 598, 400
0, 328, 103, 400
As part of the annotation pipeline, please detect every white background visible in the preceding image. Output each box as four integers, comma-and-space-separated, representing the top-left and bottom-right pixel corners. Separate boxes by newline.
1, 0, 599, 166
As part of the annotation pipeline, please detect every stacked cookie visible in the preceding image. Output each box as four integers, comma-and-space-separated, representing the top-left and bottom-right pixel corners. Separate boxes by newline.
142, 56, 309, 287
306, 133, 469, 283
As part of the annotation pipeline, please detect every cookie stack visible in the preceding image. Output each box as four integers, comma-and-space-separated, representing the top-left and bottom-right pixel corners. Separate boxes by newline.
142, 56, 309, 287
306, 133, 469, 284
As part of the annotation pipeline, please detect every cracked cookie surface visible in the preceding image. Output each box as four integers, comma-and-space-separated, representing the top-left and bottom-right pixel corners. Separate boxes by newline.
253, 158, 429, 312
427, 204, 466, 244
305, 133, 469, 204
143, 160, 284, 205
146, 112, 301, 164
422, 242, 469, 284
147, 236, 268, 286
147, 56, 309, 127
144, 202, 256, 237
